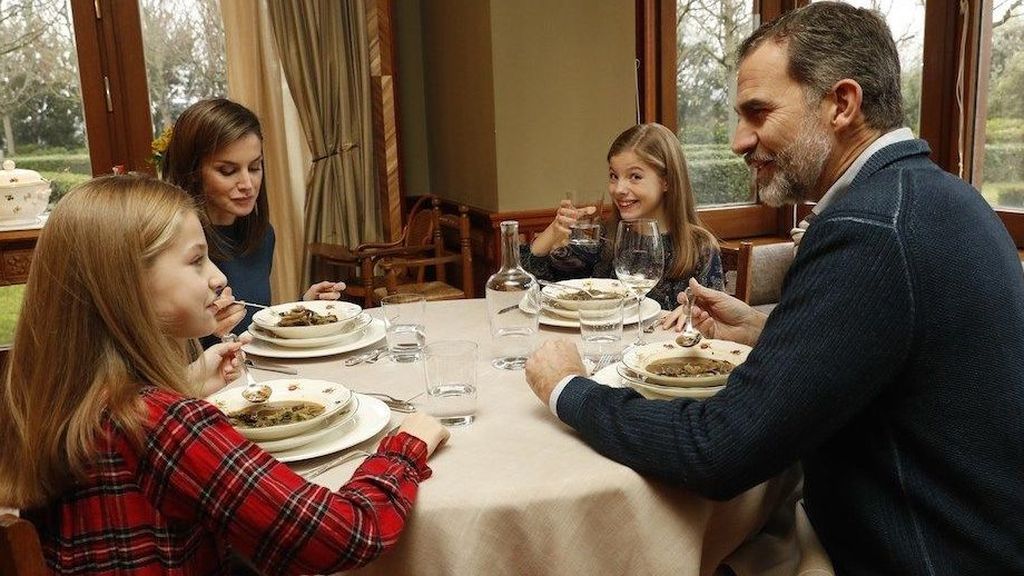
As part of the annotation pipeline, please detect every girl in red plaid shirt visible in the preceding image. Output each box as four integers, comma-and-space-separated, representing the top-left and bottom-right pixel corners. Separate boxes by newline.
0, 175, 449, 575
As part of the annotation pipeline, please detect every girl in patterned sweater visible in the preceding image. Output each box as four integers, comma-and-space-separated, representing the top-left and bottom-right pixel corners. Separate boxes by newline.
521, 123, 723, 329
0, 175, 448, 575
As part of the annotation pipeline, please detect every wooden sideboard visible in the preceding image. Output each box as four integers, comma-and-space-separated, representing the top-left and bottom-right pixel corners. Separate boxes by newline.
0, 228, 40, 286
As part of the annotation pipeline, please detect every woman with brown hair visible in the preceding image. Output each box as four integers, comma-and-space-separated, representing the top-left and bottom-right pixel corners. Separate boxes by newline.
162, 98, 344, 333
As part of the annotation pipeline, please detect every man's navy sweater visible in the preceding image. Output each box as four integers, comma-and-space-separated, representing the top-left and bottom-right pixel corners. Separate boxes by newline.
558, 139, 1024, 574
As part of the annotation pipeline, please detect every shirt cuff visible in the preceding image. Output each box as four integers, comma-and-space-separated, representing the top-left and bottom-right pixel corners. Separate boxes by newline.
548, 374, 580, 417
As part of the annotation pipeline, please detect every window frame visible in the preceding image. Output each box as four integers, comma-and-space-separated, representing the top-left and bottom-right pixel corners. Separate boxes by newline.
69, 0, 153, 176
639, 0, 1024, 247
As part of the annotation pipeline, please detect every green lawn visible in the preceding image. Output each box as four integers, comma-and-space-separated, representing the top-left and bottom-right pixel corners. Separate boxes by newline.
0, 284, 25, 345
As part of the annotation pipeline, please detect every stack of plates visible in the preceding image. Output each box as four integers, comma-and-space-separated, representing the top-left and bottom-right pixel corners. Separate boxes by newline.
527, 278, 661, 328
593, 339, 752, 399
243, 310, 386, 359
208, 379, 391, 461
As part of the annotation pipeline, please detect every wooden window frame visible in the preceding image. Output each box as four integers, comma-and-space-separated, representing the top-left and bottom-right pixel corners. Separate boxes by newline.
640, 0, 1024, 247
70, 0, 153, 176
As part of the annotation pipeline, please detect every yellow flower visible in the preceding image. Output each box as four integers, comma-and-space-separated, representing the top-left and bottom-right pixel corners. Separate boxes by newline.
151, 126, 173, 166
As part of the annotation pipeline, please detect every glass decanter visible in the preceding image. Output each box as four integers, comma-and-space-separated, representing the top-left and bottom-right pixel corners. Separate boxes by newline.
486, 220, 540, 370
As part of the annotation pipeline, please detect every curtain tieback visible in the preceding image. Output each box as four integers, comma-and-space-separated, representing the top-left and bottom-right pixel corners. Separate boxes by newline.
312, 141, 358, 163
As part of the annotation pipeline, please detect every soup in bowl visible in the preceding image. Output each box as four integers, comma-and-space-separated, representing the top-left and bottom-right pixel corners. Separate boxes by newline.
622, 339, 751, 388
252, 300, 362, 339
208, 378, 354, 441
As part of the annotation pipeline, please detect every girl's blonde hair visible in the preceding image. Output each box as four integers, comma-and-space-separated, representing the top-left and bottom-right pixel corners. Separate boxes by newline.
0, 175, 200, 508
607, 123, 718, 278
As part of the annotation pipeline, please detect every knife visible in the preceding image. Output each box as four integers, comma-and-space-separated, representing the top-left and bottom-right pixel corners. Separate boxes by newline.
244, 359, 298, 375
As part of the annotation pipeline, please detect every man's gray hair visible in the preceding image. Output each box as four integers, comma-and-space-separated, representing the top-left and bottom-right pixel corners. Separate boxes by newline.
738, 1, 903, 131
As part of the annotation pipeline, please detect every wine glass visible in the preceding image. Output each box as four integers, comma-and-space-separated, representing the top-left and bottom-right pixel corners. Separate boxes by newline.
614, 219, 664, 347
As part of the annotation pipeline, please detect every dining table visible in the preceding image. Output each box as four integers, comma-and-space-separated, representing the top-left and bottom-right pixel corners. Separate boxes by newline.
244, 298, 815, 576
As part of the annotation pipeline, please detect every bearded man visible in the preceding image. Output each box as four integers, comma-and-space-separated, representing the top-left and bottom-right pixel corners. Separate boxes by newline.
524, 2, 1024, 574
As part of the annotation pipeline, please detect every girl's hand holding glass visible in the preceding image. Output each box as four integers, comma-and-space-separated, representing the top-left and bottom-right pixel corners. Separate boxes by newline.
303, 280, 347, 301
531, 199, 597, 256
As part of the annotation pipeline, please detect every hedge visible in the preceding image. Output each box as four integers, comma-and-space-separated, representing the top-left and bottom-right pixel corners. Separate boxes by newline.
39, 171, 91, 206
688, 156, 751, 205
10, 154, 91, 174
982, 142, 1024, 183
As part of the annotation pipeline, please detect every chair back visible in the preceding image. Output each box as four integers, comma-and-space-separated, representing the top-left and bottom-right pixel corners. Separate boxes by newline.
0, 514, 48, 576
735, 241, 795, 305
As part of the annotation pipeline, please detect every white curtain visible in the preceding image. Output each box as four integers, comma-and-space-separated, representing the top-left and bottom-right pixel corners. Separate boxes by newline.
220, 0, 311, 302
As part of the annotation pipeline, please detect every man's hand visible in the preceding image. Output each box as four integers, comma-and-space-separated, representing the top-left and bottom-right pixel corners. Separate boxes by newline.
525, 339, 587, 406
688, 279, 767, 347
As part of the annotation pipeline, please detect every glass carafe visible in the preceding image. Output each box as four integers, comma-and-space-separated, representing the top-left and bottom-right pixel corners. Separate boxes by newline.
486, 221, 540, 370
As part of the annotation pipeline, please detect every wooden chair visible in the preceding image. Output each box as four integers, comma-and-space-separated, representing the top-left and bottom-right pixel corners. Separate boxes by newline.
734, 240, 795, 306
373, 198, 474, 302
1, 514, 47, 576
308, 195, 439, 308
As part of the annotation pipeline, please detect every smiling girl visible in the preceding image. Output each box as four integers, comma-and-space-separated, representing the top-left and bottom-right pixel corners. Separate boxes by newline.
522, 123, 724, 321
0, 175, 448, 575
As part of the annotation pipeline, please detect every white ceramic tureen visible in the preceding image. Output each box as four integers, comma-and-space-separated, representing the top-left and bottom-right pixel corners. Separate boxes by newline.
0, 160, 51, 226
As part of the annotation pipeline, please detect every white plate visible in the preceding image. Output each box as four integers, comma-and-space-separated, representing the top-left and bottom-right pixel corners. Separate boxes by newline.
256, 395, 361, 452
268, 394, 391, 462
622, 338, 751, 388
528, 297, 660, 328
243, 318, 386, 359
207, 379, 354, 442
247, 313, 373, 349
591, 363, 723, 400
541, 299, 638, 320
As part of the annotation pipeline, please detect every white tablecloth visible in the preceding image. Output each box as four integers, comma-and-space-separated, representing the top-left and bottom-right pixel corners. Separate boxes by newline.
260, 299, 807, 576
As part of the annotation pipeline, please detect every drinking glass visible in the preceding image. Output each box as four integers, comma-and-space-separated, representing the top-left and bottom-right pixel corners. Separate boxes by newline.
569, 221, 602, 246
614, 219, 664, 347
380, 293, 426, 362
577, 296, 624, 364
422, 340, 478, 426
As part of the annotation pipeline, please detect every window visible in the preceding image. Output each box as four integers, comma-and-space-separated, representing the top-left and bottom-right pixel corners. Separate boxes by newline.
676, 0, 756, 207
1, 0, 92, 205
140, 0, 227, 140
975, 1, 1024, 210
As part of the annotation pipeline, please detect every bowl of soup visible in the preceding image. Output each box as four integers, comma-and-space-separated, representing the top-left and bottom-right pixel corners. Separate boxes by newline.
540, 278, 631, 312
622, 339, 751, 388
252, 300, 362, 339
207, 378, 355, 441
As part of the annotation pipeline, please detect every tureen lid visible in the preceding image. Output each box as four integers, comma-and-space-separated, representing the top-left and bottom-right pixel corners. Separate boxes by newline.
0, 160, 48, 187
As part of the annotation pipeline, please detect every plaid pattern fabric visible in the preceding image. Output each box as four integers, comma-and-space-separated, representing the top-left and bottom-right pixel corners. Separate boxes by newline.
22, 387, 431, 576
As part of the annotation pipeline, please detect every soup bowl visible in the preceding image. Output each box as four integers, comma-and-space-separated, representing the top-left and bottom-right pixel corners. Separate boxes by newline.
252, 300, 362, 339
540, 278, 631, 312
207, 378, 354, 441
622, 339, 751, 388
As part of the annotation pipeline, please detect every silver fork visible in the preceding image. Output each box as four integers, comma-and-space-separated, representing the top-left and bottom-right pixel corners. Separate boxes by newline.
306, 449, 371, 478
590, 353, 618, 376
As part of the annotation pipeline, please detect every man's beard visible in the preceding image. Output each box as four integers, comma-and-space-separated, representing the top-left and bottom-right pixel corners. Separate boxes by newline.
750, 114, 833, 207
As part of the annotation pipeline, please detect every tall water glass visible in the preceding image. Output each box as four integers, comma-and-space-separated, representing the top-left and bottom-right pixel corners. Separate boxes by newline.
380, 293, 426, 362
486, 221, 540, 370
422, 340, 478, 426
578, 296, 624, 364
614, 219, 664, 346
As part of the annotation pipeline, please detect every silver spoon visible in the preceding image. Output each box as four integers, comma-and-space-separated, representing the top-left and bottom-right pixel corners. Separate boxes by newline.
222, 334, 273, 403
536, 279, 599, 299
677, 287, 703, 348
